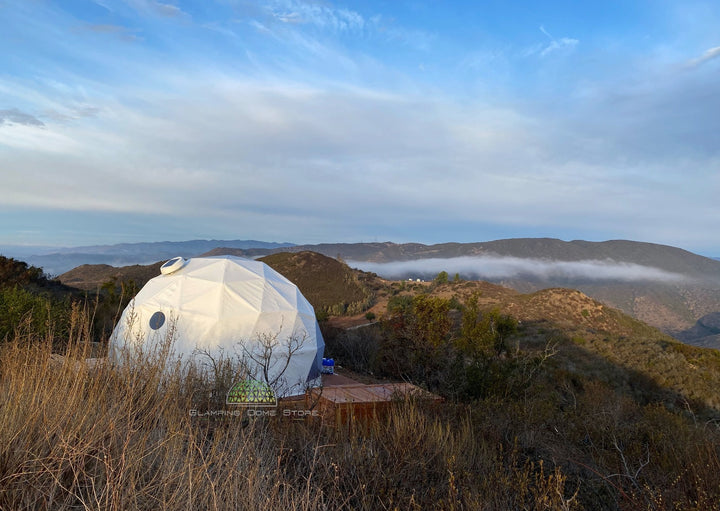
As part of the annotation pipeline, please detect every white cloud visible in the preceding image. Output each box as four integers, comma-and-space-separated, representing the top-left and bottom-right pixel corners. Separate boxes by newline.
540, 37, 579, 56
267, 0, 365, 32
686, 46, 720, 68
348, 256, 688, 283
2, 2, 720, 251
526, 25, 578, 57
123, 0, 189, 18
2, 71, 719, 249
0, 108, 44, 126
153, 2, 184, 17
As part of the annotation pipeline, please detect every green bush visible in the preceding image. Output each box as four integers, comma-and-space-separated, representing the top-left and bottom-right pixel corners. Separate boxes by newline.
434, 271, 449, 284
0, 287, 72, 343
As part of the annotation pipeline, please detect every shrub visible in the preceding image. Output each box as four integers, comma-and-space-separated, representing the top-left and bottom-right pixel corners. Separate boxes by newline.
434, 271, 449, 284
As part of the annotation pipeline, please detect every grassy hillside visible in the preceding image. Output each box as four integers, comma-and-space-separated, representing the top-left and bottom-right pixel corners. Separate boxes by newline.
2, 256, 720, 508
0, 257, 81, 343
259, 251, 378, 316
207, 240, 720, 337
330, 278, 720, 415
0, 256, 75, 295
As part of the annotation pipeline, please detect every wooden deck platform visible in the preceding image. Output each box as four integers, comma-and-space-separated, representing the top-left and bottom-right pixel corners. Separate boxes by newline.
308, 372, 442, 426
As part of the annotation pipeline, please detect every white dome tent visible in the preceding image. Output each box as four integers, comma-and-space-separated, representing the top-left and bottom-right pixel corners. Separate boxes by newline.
110, 255, 325, 397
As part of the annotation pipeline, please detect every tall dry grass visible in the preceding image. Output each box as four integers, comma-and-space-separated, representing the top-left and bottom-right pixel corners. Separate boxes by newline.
0, 310, 586, 511
2, 308, 719, 510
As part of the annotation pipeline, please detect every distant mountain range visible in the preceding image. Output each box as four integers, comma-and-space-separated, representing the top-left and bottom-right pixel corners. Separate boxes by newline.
205, 239, 720, 343
8, 237, 720, 347
0, 239, 294, 276
203, 239, 720, 277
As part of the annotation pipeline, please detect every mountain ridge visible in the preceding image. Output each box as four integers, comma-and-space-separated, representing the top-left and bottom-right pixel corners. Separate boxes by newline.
4, 239, 294, 275
29, 238, 720, 343
205, 239, 720, 339
205, 238, 720, 277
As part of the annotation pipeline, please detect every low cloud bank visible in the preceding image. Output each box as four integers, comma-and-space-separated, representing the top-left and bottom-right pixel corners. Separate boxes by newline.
348, 256, 687, 283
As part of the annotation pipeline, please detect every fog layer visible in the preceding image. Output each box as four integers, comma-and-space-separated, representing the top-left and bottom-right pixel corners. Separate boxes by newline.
348, 256, 687, 283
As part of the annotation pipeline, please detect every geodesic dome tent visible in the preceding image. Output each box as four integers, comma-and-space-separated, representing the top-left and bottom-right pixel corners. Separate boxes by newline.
110, 256, 324, 397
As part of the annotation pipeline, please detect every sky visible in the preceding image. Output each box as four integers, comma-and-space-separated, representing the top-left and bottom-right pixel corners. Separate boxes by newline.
1, 0, 719, 255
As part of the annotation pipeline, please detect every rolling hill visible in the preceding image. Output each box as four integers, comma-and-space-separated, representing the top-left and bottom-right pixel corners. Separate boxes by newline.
205, 239, 720, 341
30, 249, 720, 414
59, 262, 164, 292
206, 238, 720, 277
25, 236, 716, 345
57, 252, 382, 317
257, 252, 378, 315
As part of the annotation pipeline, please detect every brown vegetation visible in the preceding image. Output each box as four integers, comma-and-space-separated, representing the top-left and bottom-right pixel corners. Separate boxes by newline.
59, 262, 164, 292
260, 251, 378, 317
4, 256, 720, 509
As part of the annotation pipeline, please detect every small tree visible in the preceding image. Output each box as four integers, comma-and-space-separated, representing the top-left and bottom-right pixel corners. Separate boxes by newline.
486, 309, 518, 355
458, 295, 517, 356
458, 292, 490, 356
236, 330, 310, 397
435, 271, 449, 284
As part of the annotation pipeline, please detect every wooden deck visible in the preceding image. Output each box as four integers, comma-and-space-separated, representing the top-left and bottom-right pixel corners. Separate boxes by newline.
308, 372, 442, 426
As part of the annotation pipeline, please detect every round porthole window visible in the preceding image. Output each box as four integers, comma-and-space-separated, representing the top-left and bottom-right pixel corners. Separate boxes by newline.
149, 311, 165, 330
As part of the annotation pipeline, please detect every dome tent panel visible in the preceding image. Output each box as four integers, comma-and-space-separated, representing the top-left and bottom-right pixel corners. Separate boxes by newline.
259, 284, 299, 312
136, 277, 184, 311
110, 255, 325, 397
224, 281, 265, 312
177, 279, 225, 318
262, 279, 303, 310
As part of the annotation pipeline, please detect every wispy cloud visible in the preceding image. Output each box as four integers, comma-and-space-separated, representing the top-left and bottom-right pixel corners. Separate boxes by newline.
685, 46, 720, 68
123, 0, 189, 19
153, 2, 184, 18
267, 0, 365, 32
525, 25, 579, 57
83, 23, 141, 41
348, 256, 688, 283
2, 1, 720, 252
540, 37, 578, 56
42, 106, 101, 123
0, 108, 44, 127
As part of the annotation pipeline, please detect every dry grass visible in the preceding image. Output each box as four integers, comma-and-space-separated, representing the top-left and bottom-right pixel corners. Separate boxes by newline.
0, 313, 585, 511
2, 307, 720, 510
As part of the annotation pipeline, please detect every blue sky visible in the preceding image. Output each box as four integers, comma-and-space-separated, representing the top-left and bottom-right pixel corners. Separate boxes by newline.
1, 0, 719, 255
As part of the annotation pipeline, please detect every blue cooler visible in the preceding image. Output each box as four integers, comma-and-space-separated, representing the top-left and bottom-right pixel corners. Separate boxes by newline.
321, 358, 335, 374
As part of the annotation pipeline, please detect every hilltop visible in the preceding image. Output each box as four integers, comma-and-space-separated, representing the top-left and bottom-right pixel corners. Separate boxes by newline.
59, 262, 164, 292
55, 244, 720, 344
0, 256, 75, 296
258, 251, 378, 316
203, 240, 720, 340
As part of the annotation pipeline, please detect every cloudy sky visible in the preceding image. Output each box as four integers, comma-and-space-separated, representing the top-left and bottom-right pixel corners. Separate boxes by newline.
1, 0, 719, 255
